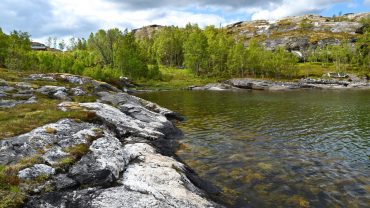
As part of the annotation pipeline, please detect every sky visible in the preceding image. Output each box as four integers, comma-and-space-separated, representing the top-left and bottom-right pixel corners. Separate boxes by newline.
0, 0, 369, 43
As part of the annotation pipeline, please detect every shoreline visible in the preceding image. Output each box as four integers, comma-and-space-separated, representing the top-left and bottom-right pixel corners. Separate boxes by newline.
0, 73, 224, 208
187, 77, 370, 91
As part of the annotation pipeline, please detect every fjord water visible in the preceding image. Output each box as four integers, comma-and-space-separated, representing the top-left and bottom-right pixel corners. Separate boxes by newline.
138, 90, 370, 207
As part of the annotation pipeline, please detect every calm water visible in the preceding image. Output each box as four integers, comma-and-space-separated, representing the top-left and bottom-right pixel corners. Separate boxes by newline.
138, 90, 370, 208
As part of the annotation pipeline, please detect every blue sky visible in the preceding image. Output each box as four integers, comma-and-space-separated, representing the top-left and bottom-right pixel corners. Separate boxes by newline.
320, 0, 370, 16
0, 0, 369, 42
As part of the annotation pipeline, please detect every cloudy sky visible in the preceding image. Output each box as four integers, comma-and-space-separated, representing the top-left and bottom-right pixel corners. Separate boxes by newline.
0, 0, 369, 42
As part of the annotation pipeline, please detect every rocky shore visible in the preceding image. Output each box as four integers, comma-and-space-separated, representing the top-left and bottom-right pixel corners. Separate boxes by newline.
0, 72, 222, 208
189, 76, 370, 91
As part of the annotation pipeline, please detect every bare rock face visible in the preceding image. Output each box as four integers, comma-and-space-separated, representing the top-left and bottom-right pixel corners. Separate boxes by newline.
78, 102, 170, 139
71, 87, 86, 96
132, 24, 165, 40
0, 119, 105, 165
120, 143, 216, 208
37, 85, 71, 101
97, 91, 184, 121
69, 135, 126, 186
226, 12, 370, 55
18, 164, 55, 180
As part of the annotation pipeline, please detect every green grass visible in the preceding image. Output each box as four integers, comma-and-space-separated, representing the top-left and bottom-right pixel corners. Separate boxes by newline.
0, 166, 25, 208
137, 67, 219, 90
63, 143, 90, 158
0, 68, 29, 82
296, 62, 368, 78
0, 68, 100, 140
0, 96, 98, 139
0, 69, 102, 207
296, 62, 335, 78
136, 64, 368, 90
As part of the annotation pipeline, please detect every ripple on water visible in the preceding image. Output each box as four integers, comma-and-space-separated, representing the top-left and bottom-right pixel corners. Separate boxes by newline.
138, 90, 370, 207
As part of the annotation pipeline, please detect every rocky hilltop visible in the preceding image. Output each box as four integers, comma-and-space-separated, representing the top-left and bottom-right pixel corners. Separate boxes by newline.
226, 13, 370, 54
0, 70, 222, 207
132, 24, 165, 39
133, 12, 369, 56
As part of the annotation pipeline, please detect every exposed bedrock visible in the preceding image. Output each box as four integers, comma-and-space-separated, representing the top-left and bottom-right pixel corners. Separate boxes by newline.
0, 73, 222, 208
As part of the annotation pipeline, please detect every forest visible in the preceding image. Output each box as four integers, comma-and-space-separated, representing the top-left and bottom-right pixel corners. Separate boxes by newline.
0, 19, 369, 84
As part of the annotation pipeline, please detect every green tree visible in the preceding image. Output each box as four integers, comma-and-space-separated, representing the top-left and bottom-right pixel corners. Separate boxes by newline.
138, 37, 156, 64
115, 31, 148, 78
5, 30, 31, 70
88, 28, 122, 67
205, 26, 233, 75
183, 27, 208, 75
153, 26, 184, 67
0, 28, 9, 67
245, 39, 265, 76
355, 31, 370, 73
227, 43, 248, 77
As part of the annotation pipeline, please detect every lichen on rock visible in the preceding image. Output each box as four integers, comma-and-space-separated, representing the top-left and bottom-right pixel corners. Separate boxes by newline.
0, 72, 221, 208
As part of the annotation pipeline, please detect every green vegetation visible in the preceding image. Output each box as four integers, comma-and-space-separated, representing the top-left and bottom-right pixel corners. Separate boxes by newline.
0, 18, 369, 88
0, 76, 98, 140
0, 97, 96, 139
0, 67, 103, 206
0, 166, 25, 208
63, 144, 90, 158
137, 66, 218, 90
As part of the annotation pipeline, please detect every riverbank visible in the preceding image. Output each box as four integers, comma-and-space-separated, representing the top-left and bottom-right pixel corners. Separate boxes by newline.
0, 69, 222, 207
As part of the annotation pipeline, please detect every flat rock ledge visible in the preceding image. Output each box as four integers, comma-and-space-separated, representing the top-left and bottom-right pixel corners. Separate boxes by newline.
189, 77, 370, 91
0, 73, 222, 208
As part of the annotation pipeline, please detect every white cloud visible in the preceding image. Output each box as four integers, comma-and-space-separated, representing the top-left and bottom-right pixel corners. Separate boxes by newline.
0, 0, 363, 42
50, 0, 224, 28
32, 0, 226, 42
251, 0, 350, 20
364, 0, 370, 5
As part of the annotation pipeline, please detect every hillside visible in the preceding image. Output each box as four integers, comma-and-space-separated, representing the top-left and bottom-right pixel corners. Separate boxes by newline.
226, 13, 370, 53
133, 12, 370, 54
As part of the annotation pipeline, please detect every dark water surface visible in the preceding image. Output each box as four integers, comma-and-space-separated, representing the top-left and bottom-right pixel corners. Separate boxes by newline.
138, 90, 370, 208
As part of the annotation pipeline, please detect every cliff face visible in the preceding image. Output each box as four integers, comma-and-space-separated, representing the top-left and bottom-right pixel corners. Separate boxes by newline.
226, 13, 370, 53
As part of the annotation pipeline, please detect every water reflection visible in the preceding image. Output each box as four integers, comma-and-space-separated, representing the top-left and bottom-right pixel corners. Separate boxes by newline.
138, 90, 370, 207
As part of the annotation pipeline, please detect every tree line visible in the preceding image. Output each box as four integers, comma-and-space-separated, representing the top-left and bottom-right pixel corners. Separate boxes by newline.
0, 18, 369, 83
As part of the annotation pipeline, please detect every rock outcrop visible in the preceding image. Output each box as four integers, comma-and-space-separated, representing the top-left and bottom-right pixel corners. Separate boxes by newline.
190, 75, 369, 91
0, 73, 222, 208
132, 13, 369, 57
227, 13, 370, 54
132, 24, 165, 40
